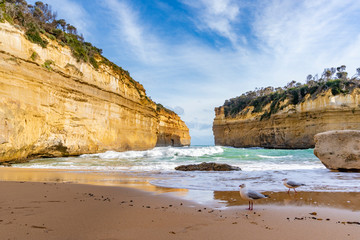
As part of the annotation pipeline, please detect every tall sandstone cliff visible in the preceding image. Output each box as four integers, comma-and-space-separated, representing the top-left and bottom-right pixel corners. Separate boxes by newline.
0, 22, 190, 163
213, 89, 360, 149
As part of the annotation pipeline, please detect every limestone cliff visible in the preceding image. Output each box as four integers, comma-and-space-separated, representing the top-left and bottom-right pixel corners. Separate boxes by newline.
213, 87, 360, 149
0, 22, 190, 163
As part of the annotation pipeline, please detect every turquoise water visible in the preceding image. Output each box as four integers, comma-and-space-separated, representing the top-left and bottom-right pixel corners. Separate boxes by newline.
12, 146, 360, 192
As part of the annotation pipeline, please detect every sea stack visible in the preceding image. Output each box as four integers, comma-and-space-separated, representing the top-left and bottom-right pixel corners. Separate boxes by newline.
0, 22, 190, 164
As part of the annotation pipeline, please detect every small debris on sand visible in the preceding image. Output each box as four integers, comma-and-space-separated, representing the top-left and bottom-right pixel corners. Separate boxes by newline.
346, 221, 360, 225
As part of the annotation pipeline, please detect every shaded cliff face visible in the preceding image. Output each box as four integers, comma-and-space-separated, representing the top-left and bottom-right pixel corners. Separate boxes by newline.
155, 108, 191, 147
213, 89, 360, 149
0, 23, 190, 163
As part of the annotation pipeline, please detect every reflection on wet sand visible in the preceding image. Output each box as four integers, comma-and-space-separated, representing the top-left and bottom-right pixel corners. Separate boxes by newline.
2, 167, 360, 211
0, 167, 188, 195
213, 191, 360, 210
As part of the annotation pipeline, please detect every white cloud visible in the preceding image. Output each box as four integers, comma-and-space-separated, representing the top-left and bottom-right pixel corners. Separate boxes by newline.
181, 0, 241, 45
101, 0, 164, 62
251, 0, 360, 76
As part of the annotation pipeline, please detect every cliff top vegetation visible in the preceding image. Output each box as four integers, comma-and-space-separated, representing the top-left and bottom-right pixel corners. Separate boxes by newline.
0, 0, 147, 93
221, 66, 360, 119
0, 0, 175, 114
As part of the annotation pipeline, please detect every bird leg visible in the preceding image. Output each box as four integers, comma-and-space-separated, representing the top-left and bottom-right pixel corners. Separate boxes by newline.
248, 201, 251, 210
287, 188, 290, 194
250, 202, 253, 210
294, 188, 297, 193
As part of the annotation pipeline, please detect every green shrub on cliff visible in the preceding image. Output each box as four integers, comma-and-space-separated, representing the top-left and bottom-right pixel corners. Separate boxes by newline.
30, 51, 38, 61
42, 59, 54, 70
222, 66, 360, 119
0, 0, 101, 62
25, 22, 48, 47
156, 103, 175, 115
325, 79, 349, 95
0, 0, 144, 93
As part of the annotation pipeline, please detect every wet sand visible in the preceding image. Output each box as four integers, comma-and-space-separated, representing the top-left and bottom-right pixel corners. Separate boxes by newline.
1, 168, 360, 239
214, 191, 360, 210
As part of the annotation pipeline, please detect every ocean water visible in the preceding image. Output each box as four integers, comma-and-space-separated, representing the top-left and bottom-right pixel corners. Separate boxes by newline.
12, 146, 360, 192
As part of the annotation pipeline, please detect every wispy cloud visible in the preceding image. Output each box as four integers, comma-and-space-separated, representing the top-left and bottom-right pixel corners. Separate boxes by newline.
181, 0, 241, 46
253, 0, 359, 55
249, 0, 360, 85
101, 0, 164, 63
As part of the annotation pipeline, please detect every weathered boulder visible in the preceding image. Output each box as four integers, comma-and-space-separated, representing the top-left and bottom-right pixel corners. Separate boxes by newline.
314, 130, 360, 171
175, 162, 241, 171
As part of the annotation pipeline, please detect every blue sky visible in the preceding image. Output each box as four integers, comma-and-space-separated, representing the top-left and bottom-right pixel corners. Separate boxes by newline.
28, 0, 360, 145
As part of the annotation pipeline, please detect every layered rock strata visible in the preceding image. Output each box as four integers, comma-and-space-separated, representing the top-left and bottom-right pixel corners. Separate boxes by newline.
213, 90, 360, 149
0, 22, 190, 163
314, 130, 360, 171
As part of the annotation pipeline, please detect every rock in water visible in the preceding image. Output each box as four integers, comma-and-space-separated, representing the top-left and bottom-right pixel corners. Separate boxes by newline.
175, 162, 241, 171
314, 130, 360, 171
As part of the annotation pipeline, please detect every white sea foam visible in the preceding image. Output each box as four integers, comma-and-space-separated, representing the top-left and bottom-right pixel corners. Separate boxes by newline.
243, 164, 325, 171
80, 146, 224, 159
11, 146, 360, 192
151, 169, 360, 192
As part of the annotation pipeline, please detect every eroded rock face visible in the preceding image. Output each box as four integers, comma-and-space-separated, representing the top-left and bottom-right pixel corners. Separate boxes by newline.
314, 130, 360, 171
175, 162, 241, 171
213, 90, 360, 149
0, 23, 190, 163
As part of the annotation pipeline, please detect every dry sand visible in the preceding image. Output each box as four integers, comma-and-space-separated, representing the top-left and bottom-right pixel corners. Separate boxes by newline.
1, 180, 360, 240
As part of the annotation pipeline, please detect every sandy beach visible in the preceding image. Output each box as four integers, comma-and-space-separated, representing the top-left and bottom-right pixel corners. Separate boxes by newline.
1, 169, 360, 240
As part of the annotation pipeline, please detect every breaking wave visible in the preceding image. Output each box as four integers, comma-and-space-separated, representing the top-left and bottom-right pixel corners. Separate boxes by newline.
80, 146, 224, 159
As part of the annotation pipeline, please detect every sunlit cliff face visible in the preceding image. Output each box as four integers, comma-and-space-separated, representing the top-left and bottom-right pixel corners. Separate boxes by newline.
0, 22, 190, 163
213, 89, 360, 149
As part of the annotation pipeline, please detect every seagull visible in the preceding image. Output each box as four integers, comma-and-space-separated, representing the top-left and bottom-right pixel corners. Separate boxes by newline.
239, 184, 269, 210
282, 178, 305, 193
